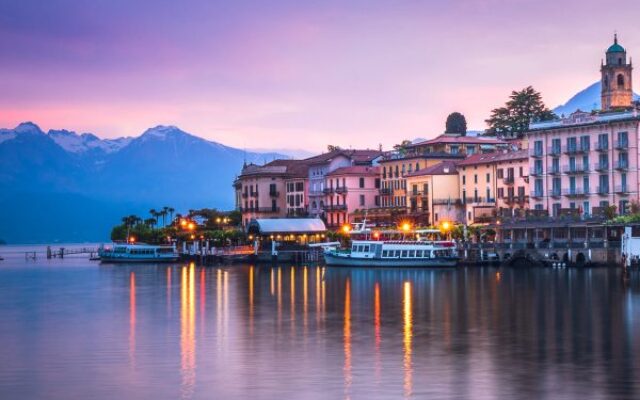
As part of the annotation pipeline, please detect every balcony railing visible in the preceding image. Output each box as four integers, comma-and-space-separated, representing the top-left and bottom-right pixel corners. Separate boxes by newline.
596, 142, 609, 152
250, 192, 259, 198
615, 185, 629, 194
335, 186, 348, 194
529, 148, 544, 158
550, 188, 562, 197
530, 190, 544, 198
322, 187, 334, 194
564, 144, 589, 154
548, 165, 561, 175
593, 162, 609, 172
269, 191, 280, 197
379, 188, 391, 195
529, 167, 544, 176
615, 160, 629, 170
502, 176, 514, 185
547, 146, 562, 156
462, 197, 495, 204
410, 191, 427, 197
614, 139, 629, 149
240, 207, 280, 213
504, 195, 528, 204
563, 188, 588, 197
433, 198, 463, 206
242, 192, 249, 198
597, 186, 609, 195
323, 204, 347, 211
563, 164, 589, 174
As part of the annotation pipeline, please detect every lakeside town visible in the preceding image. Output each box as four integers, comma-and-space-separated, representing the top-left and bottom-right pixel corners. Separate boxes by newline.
227, 35, 640, 267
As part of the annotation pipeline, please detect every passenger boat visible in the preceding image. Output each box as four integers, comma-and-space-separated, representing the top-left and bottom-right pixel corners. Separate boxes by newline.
98, 243, 179, 263
323, 222, 459, 268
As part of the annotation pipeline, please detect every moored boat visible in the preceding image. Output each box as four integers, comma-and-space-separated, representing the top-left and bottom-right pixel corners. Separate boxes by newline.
98, 243, 179, 263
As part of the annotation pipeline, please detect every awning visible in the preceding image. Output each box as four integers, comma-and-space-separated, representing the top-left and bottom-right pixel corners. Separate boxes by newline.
248, 218, 327, 235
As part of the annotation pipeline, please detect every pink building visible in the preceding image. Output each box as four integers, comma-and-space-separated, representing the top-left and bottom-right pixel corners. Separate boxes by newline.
323, 166, 380, 227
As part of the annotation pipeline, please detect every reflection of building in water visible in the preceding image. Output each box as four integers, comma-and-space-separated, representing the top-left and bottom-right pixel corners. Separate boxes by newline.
403, 281, 413, 398
181, 264, 196, 399
129, 272, 136, 367
374, 282, 381, 381
344, 278, 352, 398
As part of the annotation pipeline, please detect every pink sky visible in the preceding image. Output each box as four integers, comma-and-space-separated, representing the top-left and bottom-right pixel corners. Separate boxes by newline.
2, 0, 640, 151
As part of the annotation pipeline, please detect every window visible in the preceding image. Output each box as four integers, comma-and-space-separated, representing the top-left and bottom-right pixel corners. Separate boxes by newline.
462, 175, 466, 185
497, 169, 503, 179
401, 250, 408, 258
382, 250, 388, 258
474, 174, 478, 184
618, 74, 625, 88
486, 173, 490, 183
408, 250, 416, 257
497, 188, 504, 198
416, 250, 423, 258
519, 166, 523, 177
359, 177, 365, 188
359, 194, 365, 206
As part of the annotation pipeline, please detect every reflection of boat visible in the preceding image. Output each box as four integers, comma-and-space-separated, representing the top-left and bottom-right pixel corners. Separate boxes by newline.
324, 239, 458, 267
98, 243, 179, 263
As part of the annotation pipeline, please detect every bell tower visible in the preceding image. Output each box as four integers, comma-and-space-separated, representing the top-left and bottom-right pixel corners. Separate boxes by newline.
601, 34, 633, 111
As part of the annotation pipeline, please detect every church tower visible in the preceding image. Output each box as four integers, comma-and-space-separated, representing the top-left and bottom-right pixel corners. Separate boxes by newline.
601, 34, 633, 111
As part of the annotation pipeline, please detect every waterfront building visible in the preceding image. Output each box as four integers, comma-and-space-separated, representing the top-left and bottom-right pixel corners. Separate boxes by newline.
235, 160, 309, 227
527, 36, 638, 218
406, 133, 508, 156
307, 149, 382, 219
456, 150, 529, 223
323, 166, 380, 227
404, 161, 464, 225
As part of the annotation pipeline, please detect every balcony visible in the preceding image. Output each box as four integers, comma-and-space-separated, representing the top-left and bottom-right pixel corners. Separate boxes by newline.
563, 188, 588, 197
504, 195, 528, 204
593, 162, 609, 172
379, 188, 391, 195
322, 187, 334, 194
242, 192, 249, 198
250, 192, 259, 198
530, 190, 544, 198
615, 185, 629, 194
323, 204, 347, 211
269, 190, 280, 197
502, 176, 514, 185
529, 148, 544, 158
240, 207, 280, 213
597, 186, 609, 195
615, 160, 629, 170
547, 146, 562, 156
563, 164, 589, 174
596, 142, 609, 152
564, 144, 589, 155
548, 165, 561, 175
410, 191, 427, 197
550, 188, 562, 197
529, 167, 544, 176
462, 197, 494, 204
614, 139, 629, 150
335, 186, 348, 194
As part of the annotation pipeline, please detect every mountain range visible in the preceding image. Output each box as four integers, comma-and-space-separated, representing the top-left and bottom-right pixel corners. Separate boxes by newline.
553, 81, 640, 116
0, 123, 285, 243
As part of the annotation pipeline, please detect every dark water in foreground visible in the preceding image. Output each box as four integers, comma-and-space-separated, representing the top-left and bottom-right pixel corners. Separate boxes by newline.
1, 247, 640, 399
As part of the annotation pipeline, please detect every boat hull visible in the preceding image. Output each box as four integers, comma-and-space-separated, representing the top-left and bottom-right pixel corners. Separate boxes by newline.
98, 254, 179, 263
324, 252, 458, 268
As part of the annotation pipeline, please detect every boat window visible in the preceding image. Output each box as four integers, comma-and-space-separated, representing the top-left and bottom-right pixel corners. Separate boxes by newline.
401, 250, 408, 258
416, 250, 423, 258
364, 245, 370, 253
382, 250, 388, 257
408, 250, 415, 257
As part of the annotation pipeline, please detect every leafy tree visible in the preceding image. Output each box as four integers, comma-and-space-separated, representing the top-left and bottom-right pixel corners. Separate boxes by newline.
327, 145, 342, 152
604, 205, 617, 220
485, 86, 557, 138
445, 112, 467, 135
393, 140, 413, 155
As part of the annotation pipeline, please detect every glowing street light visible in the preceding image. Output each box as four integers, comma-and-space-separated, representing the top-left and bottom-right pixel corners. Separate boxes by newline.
342, 225, 351, 234
187, 222, 195, 231
441, 221, 451, 231
180, 219, 187, 227
129, 236, 136, 243
401, 222, 411, 232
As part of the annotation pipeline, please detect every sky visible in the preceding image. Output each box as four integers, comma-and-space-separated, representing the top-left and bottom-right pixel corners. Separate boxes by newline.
2, 0, 640, 152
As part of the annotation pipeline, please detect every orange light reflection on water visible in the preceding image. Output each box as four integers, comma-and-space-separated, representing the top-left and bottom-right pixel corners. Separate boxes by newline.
344, 278, 352, 399
403, 281, 413, 398
180, 264, 196, 399
129, 272, 136, 367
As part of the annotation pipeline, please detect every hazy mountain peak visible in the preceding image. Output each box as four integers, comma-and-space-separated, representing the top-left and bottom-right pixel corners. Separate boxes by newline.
554, 81, 640, 116
15, 121, 44, 135
140, 125, 189, 141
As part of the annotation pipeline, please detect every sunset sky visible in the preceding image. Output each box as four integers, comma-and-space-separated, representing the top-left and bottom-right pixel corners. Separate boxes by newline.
2, 0, 640, 151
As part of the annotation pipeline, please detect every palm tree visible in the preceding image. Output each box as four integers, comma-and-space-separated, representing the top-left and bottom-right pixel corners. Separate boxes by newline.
144, 218, 156, 227
168, 207, 175, 226
149, 209, 158, 229
161, 207, 168, 227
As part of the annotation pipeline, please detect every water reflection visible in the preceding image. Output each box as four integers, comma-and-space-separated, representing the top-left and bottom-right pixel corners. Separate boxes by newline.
180, 264, 196, 399
344, 278, 352, 399
129, 271, 136, 367
403, 281, 413, 398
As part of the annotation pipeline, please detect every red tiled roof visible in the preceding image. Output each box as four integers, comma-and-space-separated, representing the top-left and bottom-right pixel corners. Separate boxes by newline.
408, 134, 507, 147
326, 166, 380, 176
456, 149, 528, 166
405, 161, 458, 177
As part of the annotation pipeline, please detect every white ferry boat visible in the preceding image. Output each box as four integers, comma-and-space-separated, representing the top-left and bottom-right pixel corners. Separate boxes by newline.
323, 221, 459, 267
98, 243, 179, 263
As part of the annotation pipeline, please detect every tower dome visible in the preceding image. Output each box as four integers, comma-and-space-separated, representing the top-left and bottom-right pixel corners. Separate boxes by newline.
607, 34, 625, 53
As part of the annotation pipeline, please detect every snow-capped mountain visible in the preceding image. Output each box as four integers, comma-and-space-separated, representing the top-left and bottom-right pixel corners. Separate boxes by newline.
0, 122, 286, 243
48, 129, 131, 154
553, 81, 640, 116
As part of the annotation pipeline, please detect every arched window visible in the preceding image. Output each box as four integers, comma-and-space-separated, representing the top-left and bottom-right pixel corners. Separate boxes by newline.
618, 74, 625, 88
311, 201, 317, 209
619, 58, 623, 65
604, 76, 609, 89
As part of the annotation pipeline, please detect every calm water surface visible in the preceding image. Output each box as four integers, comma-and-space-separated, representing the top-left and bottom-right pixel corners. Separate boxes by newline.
1, 245, 640, 399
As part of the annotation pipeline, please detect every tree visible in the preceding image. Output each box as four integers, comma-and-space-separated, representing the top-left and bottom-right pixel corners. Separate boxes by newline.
327, 145, 342, 152
393, 140, 413, 155
168, 207, 175, 226
485, 86, 557, 138
445, 112, 467, 135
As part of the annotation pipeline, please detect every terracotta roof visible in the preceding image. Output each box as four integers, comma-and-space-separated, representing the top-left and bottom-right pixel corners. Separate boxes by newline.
326, 166, 380, 177
378, 151, 465, 163
456, 149, 528, 166
303, 149, 382, 165
408, 134, 507, 147
405, 161, 458, 177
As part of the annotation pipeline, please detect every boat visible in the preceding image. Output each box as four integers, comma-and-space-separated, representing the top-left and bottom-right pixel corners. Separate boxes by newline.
98, 243, 179, 263
323, 218, 459, 267
324, 239, 459, 267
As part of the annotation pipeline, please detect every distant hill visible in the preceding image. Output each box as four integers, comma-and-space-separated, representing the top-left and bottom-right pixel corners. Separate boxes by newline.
0, 122, 286, 243
553, 81, 640, 116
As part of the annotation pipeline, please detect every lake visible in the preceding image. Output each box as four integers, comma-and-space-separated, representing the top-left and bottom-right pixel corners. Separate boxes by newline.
0, 245, 639, 399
